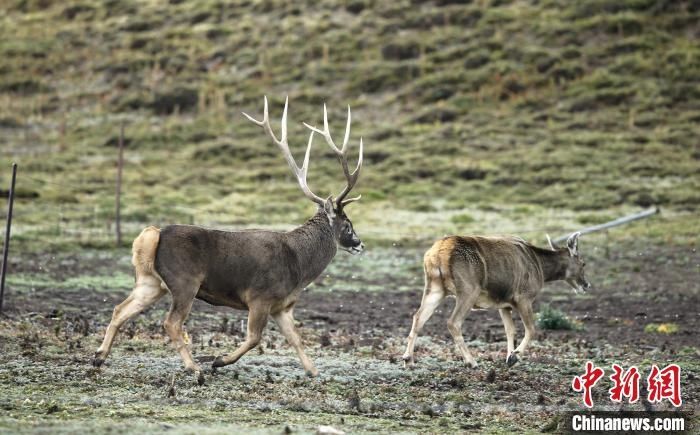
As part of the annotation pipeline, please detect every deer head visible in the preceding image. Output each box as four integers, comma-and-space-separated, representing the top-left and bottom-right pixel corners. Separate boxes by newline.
547, 232, 590, 292
243, 96, 364, 254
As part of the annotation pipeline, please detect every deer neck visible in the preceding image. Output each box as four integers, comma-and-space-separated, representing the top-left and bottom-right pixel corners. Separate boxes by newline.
535, 249, 568, 283
285, 207, 337, 284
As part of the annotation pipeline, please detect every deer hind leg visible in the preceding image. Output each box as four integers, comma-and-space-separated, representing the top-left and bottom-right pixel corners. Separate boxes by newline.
402, 271, 445, 365
161, 279, 203, 384
213, 301, 270, 369
446, 286, 480, 368
93, 274, 165, 367
512, 300, 536, 363
499, 308, 519, 367
272, 308, 318, 377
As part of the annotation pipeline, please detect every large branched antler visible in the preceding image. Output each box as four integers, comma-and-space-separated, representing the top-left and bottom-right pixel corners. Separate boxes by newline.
242, 96, 325, 206
303, 104, 364, 209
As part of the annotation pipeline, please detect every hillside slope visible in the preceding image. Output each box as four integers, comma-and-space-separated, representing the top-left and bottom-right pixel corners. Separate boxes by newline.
1, 0, 698, 248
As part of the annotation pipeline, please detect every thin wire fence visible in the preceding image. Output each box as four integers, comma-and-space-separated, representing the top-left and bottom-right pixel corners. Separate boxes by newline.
1, 163, 674, 247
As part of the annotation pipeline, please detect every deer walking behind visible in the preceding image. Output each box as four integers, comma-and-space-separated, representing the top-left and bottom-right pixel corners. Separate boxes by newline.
402, 232, 589, 368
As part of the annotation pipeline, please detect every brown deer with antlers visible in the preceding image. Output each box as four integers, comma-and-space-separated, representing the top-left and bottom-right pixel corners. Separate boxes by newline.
402, 232, 590, 368
93, 97, 364, 384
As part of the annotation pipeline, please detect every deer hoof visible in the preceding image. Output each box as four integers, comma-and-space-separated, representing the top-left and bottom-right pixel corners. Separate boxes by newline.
196, 370, 205, 386
92, 355, 105, 368
212, 356, 226, 368
506, 352, 519, 367
305, 368, 319, 378
467, 360, 479, 369
401, 354, 414, 367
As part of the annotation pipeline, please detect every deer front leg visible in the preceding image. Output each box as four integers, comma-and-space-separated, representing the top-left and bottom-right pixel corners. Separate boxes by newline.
512, 301, 536, 364
499, 308, 518, 367
213, 302, 270, 369
272, 308, 318, 377
402, 280, 445, 366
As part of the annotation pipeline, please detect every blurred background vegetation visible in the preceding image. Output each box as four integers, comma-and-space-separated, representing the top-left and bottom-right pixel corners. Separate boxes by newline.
0, 0, 698, 251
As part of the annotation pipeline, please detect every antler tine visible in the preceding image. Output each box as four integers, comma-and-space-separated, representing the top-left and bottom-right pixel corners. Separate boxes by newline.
303, 104, 363, 208
342, 105, 351, 153
546, 233, 556, 251
335, 136, 363, 205
303, 104, 351, 156
243, 96, 325, 206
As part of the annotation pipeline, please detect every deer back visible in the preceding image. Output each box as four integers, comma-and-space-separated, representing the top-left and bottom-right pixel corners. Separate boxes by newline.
428, 236, 546, 302
154, 210, 337, 308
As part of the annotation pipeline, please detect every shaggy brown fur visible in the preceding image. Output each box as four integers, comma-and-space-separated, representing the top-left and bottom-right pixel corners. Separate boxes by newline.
403, 233, 589, 368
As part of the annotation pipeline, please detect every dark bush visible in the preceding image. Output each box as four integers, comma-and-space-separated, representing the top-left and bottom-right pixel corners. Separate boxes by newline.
0, 188, 39, 199
458, 168, 488, 180
382, 41, 421, 60
103, 136, 133, 148
549, 64, 584, 83
346, 0, 366, 14
364, 151, 391, 164
0, 79, 50, 94
536, 56, 558, 73
537, 305, 580, 330
452, 8, 482, 26
190, 11, 211, 24
129, 37, 149, 50
151, 88, 198, 114
206, 27, 231, 39
500, 78, 526, 99
61, 4, 94, 20
464, 51, 490, 69
122, 19, 158, 33
413, 108, 457, 124
0, 116, 23, 128
421, 86, 456, 103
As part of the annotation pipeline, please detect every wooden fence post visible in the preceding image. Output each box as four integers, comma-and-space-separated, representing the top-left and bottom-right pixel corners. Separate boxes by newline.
115, 122, 124, 246
551, 207, 659, 244
0, 163, 18, 314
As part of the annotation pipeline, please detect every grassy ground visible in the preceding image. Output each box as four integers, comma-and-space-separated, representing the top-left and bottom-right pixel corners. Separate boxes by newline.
0, 241, 698, 434
1, 0, 699, 433
0, 0, 698, 250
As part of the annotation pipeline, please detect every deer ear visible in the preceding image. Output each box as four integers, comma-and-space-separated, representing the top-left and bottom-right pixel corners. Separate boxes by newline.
322, 196, 336, 219
566, 232, 580, 256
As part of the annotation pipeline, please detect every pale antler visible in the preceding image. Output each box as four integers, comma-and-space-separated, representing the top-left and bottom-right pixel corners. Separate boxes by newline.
243, 96, 325, 206
546, 234, 556, 251
303, 104, 364, 208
